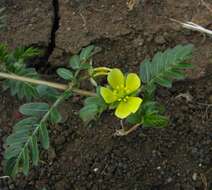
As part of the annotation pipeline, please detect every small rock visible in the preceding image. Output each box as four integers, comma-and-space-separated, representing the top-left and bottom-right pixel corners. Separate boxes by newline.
192, 173, 197, 181
133, 36, 144, 47
166, 177, 173, 183
154, 35, 166, 44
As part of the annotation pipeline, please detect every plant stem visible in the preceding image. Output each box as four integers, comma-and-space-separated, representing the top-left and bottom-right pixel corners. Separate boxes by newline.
93, 67, 111, 72
0, 72, 96, 96
41, 86, 72, 123
114, 123, 141, 136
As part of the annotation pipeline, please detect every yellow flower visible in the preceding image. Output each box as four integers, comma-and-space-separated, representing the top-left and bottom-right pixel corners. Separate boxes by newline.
100, 68, 143, 119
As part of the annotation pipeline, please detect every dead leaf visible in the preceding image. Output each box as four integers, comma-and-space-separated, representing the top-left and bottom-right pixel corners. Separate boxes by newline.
126, 0, 139, 11
175, 92, 193, 102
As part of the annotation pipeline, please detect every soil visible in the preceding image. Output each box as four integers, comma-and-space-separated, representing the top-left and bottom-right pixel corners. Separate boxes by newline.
0, 0, 212, 190
0, 73, 212, 190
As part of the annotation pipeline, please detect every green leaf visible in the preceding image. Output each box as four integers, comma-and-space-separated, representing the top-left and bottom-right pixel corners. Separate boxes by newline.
19, 103, 49, 116
126, 101, 165, 125
85, 96, 104, 106
22, 147, 30, 176
4, 145, 22, 160
80, 63, 92, 70
79, 104, 98, 123
126, 108, 142, 125
155, 77, 172, 88
56, 68, 73, 80
49, 108, 62, 124
14, 117, 38, 129
30, 136, 39, 166
12, 47, 41, 62
69, 55, 80, 70
0, 43, 8, 62
39, 124, 49, 149
36, 85, 60, 101
80, 45, 94, 62
165, 69, 185, 80
1, 45, 40, 101
3, 67, 39, 100
140, 44, 194, 91
139, 59, 152, 83
82, 94, 107, 123
143, 113, 168, 128
4, 158, 19, 177
175, 63, 193, 69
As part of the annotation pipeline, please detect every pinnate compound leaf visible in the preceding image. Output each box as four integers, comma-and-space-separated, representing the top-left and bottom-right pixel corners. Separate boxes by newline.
2, 68, 39, 101
140, 44, 193, 90
4, 99, 53, 177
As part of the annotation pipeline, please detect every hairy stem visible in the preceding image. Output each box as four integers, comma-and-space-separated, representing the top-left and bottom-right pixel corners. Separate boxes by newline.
114, 123, 141, 136
0, 72, 96, 96
41, 87, 72, 123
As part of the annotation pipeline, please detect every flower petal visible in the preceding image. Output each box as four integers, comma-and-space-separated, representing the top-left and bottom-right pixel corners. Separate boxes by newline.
126, 73, 141, 93
115, 101, 132, 119
107, 69, 125, 89
115, 97, 143, 119
127, 97, 143, 113
100, 87, 117, 103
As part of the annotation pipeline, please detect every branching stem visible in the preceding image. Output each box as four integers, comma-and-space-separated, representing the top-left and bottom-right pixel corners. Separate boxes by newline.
114, 123, 142, 136
0, 72, 96, 96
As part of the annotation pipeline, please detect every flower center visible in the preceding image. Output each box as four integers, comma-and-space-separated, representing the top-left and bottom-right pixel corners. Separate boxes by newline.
114, 85, 130, 102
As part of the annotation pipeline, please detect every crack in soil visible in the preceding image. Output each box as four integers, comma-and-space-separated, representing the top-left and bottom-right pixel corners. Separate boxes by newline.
45, 0, 60, 62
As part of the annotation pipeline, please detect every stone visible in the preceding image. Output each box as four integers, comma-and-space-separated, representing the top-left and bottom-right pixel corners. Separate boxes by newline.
154, 35, 166, 44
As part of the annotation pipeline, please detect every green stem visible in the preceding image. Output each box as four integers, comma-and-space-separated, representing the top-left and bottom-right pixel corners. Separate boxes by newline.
93, 67, 111, 72
41, 87, 72, 123
93, 72, 109, 77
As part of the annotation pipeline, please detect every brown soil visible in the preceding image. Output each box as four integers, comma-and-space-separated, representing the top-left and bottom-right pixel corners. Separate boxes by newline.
0, 74, 212, 190
0, 0, 212, 190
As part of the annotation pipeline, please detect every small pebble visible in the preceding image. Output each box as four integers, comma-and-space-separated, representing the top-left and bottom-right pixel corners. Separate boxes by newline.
154, 35, 166, 44
156, 166, 161, 170
192, 173, 197, 181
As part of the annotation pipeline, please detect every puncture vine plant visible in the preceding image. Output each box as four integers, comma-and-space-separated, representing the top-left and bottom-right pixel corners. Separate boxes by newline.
0, 40, 194, 177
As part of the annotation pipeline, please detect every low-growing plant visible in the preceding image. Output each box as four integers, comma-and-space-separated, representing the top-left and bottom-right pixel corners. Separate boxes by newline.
0, 44, 194, 177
